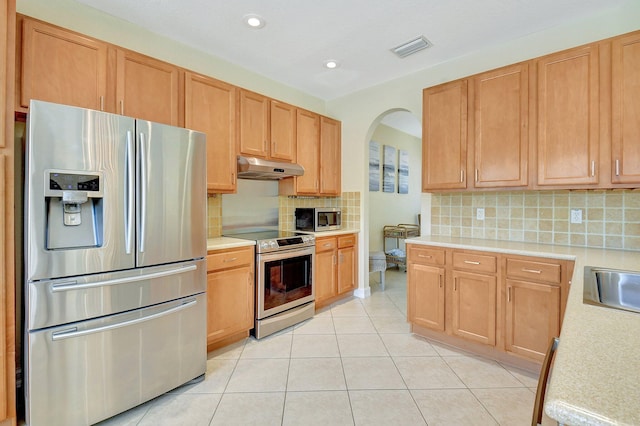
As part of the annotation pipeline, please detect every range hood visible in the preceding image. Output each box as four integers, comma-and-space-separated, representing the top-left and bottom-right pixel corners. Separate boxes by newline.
237, 156, 304, 180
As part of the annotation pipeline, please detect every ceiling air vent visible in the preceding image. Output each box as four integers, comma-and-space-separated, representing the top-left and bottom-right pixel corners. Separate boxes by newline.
391, 36, 433, 58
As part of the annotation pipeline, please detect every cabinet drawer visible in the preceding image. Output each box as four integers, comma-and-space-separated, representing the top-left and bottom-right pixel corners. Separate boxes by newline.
316, 237, 337, 252
207, 247, 254, 271
452, 251, 496, 273
408, 246, 445, 266
506, 258, 561, 284
337, 234, 356, 248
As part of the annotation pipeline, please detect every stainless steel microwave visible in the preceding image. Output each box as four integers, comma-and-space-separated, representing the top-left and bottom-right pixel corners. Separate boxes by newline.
295, 207, 341, 232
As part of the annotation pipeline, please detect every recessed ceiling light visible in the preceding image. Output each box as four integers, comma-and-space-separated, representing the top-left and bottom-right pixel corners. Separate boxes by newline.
243, 14, 265, 29
324, 60, 340, 69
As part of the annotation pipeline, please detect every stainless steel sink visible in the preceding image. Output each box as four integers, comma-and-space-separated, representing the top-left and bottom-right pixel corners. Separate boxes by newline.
584, 266, 640, 314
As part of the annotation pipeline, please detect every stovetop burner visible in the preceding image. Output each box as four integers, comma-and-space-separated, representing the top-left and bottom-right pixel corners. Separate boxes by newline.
224, 229, 315, 253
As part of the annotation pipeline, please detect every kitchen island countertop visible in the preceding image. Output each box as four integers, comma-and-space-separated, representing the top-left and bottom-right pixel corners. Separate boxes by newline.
405, 235, 640, 426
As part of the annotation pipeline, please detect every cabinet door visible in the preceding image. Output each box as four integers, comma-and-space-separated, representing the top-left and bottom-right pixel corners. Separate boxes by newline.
611, 32, 640, 184
537, 44, 599, 186
207, 266, 254, 344
295, 109, 320, 194
238, 90, 269, 158
270, 100, 296, 161
451, 270, 496, 345
505, 279, 560, 361
337, 245, 356, 294
422, 80, 468, 190
315, 249, 336, 304
20, 18, 107, 110
116, 49, 179, 125
184, 72, 236, 193
470, 63, 528, 188
319, 116, 341, 195
408, 263, 445, 331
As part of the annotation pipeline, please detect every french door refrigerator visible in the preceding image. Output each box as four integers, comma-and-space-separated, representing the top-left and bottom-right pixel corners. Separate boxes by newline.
23, 100, 207, 426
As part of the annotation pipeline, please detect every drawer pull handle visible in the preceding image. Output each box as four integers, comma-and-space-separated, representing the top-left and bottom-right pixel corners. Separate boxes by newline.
522, 268, 542, 274
223, 257, 238, 262
323, 243, 332, 247
464, 260, 480, 265
418, 254, 432, 259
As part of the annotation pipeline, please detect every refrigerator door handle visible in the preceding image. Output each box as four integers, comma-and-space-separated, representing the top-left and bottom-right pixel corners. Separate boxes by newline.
139, 132, 148, 253
51, 298, 198, 341
51, 264, 198, 292
125, 131, 135, 254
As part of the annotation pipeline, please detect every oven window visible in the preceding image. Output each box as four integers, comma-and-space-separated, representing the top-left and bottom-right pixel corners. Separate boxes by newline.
263, 255, 312, 311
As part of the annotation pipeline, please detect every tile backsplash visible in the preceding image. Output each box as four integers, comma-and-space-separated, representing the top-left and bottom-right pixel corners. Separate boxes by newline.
431, 190, 640, 251
207, 191, 361, 238
279, 192, 361, 231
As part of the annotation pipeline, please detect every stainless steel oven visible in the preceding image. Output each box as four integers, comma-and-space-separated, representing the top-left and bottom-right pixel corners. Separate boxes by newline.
223, 230, 315, 339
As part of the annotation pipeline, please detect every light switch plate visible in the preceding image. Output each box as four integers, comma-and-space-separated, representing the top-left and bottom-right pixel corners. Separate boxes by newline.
476, 208, 485, 221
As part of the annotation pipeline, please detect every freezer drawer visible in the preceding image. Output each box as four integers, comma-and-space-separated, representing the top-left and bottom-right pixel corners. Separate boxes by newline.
25, 293, 206, 426
27, 258, 206, 330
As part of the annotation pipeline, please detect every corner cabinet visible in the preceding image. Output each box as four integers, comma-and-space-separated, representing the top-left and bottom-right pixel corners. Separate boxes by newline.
407, 243, 572, 365
315, 233, 358, 309
184, 72, 237, 193
422, 80, 468, 191
206, 246, 255, 351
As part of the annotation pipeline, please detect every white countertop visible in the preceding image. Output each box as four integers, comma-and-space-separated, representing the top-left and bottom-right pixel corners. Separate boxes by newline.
206, 237, 256, 251
406, 236, 640, 426
297, 228, 360, 237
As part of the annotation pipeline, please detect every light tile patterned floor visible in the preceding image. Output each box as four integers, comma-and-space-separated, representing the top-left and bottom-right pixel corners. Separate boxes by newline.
97, 269, 541, 426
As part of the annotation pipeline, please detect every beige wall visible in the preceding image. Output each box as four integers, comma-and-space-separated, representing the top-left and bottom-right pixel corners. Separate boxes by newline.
368, 124, 421, 252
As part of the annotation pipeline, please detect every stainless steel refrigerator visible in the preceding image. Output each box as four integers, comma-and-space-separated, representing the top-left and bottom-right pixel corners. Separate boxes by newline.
23, 100, 207, 426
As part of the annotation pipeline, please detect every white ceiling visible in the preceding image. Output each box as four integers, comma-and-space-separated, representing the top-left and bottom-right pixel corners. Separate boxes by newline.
75, 0, 626, 102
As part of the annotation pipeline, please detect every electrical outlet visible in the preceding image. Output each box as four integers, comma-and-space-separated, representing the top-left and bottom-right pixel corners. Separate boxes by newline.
570, 209, 583, 224
476, 208, 485, 221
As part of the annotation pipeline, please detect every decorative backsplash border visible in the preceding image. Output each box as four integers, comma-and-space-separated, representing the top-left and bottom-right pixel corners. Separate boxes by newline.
431, 190, 640, 251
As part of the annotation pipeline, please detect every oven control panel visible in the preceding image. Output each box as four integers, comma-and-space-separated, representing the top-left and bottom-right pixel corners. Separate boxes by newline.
256, 234, 315, 253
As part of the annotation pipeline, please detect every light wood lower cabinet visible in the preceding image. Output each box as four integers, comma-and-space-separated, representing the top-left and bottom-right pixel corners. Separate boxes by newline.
206, 246, 254, 351
315, 234, 358, 309
407, 244, 571, 364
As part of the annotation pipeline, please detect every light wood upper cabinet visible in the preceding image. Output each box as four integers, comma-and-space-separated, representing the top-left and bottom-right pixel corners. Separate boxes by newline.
238, 90, 296, 161
469, 63, 529, 188
18, 17, 108, 111
319, 116, 341, 195
184, 72, 237, 193
422, 80, 468, 191
270, 100, 296, 161
115, 48, 180, 126
536, 44, 600, 186
290, 109, 320, 194
238, 89, 269, 158
611, 32, 640, 185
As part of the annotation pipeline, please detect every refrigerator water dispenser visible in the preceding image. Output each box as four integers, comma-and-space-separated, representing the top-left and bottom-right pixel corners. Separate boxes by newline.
45, 170, 104, 249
